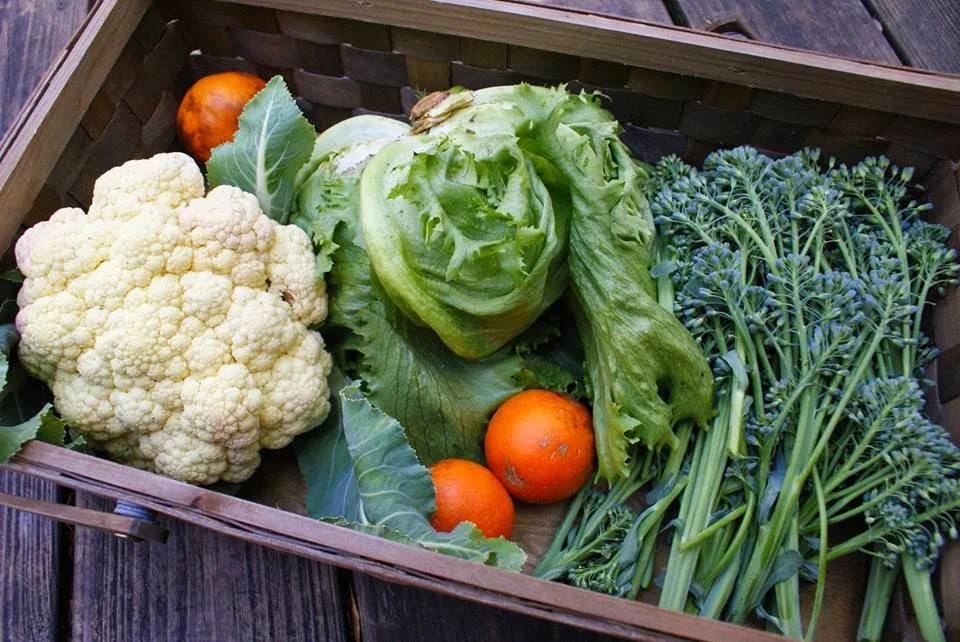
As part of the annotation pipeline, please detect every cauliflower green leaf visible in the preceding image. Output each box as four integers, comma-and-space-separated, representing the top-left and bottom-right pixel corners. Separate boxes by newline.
0, 324, 64, 462
207, 76, 315, 224
298, 380, 526, 570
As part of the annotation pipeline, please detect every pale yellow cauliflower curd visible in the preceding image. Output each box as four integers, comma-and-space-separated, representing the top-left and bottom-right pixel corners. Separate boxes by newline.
14, 152, 333, 484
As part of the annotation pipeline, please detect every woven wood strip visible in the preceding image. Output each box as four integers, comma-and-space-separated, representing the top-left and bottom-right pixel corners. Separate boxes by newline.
188, 53, 258, 77
828, 106, 895, 138
802, 128, 889, 165
679, 102, 759, 146
392, 28, 460, 61
626, 68, 704, 101
275, 11, 348, 45
747, 90, 839, 128
229, 26, 302, 69
746, 119, 808, 154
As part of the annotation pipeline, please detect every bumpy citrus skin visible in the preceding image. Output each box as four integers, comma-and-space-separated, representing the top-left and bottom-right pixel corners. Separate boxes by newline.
484, 389, 595, 504
176, 71, 267, 163
429, 458, 515, 539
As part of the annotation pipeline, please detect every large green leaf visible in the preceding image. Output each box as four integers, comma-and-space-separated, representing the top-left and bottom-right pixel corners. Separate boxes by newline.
294, 371, 361, 522
207, 76, 316, 224
298, 381, 526, 570
0, 404, 65, 462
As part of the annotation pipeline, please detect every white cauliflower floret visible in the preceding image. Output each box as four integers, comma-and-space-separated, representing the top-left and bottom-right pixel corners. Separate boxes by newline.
15, 152, 332, 485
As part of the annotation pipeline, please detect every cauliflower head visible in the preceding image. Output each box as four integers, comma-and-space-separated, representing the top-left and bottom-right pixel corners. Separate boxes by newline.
15, 152, 333, 484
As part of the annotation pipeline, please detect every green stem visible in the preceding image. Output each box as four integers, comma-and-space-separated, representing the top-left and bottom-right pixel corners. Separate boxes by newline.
678, 504, 747, 552
902, 556, 946, 642
803, 468, 828, 641
857, 556, 899, 642
775, 516, 803, 639
659, 402, 730, 611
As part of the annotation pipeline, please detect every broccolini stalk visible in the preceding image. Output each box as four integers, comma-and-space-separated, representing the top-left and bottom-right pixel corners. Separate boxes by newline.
532, 453, 653, 584
650, 148, 959, 638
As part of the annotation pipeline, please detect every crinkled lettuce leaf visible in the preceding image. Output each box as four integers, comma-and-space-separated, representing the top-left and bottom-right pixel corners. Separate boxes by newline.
297, 379, 526, 570
294, 121, 522, 464
359, 113, 571, 359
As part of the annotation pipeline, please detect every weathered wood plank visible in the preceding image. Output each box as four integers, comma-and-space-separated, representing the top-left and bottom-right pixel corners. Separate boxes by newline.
0, 471, 60, 642
669, 0, 900, 64
862, 0, 960, 73
509, 0, 671, 23
0, 0, 89, 136
351, 574, 629, 641
72, 493, 351, 642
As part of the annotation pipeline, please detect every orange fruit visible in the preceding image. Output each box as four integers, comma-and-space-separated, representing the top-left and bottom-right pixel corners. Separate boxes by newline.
429, 458, 515, 539
484, 389, 595, 504
176, 71, 267, 163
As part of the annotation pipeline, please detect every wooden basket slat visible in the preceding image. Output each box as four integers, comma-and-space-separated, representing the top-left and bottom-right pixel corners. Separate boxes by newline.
136, 90, 180, 158
576, 58, 629, 87
883, 144, 938, 180
392, 27, 461, 61
133, 4, 172, 51
507, 45, 581, 80
101, 40, 147, 107
45, 128, 93, 200
188, 52, 259, 77
172, 0, 279, 32
678, 102, 759, 147
626, 68, 704, 102
450, 61, 526, 89
293, 70, 363, 109
340, 44, 409, 87
228, 26, 303, 69
122, 21, 190, 123
68, 101, 143, 206
748, 120, 810, 155
346, 20, 394, 52
357, 82, 403, 115
801, 128, 890, 166
460, 38, 509, 69
274, 10, 349, 46
309, 105, 356, 132
746, 90, 839, 128
881, 116, 960, 159
826, 106, 895, 138
698, 80, 755, 112
405, 57, 452, 92
620, 126, 687, 164
295, 41, 345, 77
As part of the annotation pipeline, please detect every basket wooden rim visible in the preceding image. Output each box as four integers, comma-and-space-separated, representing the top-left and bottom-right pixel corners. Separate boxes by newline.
4, 442, 786, 642
242, 0, 960, 122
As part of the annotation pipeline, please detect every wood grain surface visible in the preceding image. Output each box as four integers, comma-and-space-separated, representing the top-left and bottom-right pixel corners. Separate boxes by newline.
0, 0, 89, 134
668, 0, 900, 64
509, 0, 671, 23
71, 493, 351, 642
863, 0, 960, 73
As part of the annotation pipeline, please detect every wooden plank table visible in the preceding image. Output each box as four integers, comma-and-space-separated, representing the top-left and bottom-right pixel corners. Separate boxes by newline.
1, 0, 958, 640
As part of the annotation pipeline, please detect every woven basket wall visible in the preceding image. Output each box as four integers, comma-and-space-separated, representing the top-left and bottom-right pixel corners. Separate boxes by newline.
20, 0, 960, 628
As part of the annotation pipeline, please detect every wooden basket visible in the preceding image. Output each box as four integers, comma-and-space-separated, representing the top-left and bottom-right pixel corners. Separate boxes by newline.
1, 1, 959, 640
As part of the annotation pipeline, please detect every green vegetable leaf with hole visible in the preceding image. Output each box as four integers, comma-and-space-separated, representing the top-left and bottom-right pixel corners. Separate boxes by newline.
207, 76, 315, 224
